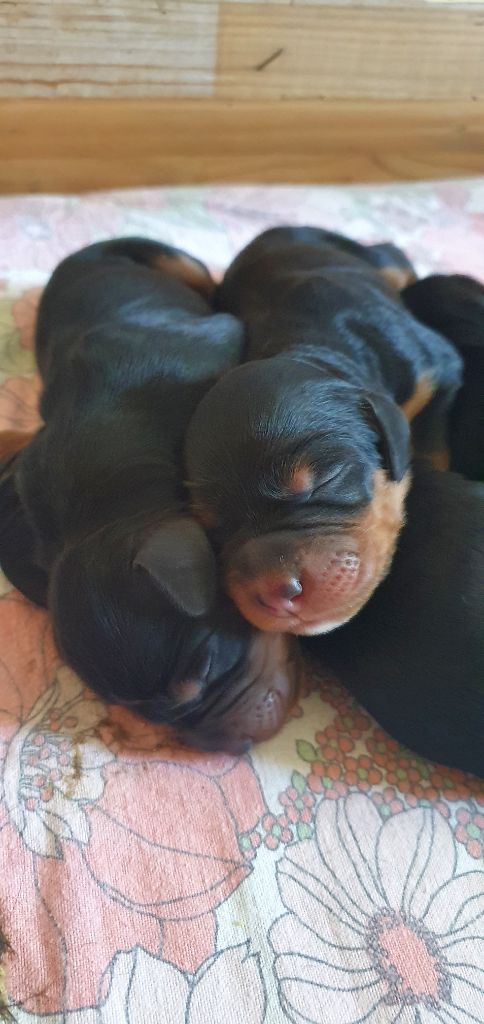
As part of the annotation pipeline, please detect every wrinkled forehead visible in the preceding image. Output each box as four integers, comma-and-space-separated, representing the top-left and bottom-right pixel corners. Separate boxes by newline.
246, 371, 363, 438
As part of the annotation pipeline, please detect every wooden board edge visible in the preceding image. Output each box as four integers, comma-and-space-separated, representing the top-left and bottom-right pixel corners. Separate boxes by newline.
1, 98, 484, 193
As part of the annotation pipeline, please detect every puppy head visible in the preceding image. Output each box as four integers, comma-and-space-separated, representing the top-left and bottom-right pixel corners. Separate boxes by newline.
50, 516, 298, 752
186, 359, 410, 635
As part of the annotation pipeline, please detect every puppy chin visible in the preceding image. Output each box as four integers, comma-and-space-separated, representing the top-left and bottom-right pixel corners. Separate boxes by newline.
228, 584, 367, 636
180, 632, 300, 752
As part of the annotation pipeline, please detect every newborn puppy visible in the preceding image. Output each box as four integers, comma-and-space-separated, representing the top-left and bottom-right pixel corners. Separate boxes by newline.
403, 272, 484, 481
303, 464, 484, 778
0, 239, 298, 753
186, 227, 462, 636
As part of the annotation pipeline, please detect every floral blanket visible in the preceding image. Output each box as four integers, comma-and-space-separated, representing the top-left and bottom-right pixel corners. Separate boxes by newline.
0, 183, 483, 1024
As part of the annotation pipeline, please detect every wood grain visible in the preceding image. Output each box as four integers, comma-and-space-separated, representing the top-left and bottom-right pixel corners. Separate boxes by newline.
1, 98, 484, 193
217, 3, 484, 101
0, 2, 217, 98
1, 1, 484, 100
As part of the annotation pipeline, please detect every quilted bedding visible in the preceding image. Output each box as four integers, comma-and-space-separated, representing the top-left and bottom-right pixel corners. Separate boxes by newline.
0, 182, 483, 1024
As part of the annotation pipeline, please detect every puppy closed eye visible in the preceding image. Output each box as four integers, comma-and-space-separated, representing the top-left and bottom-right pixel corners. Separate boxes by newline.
285, 465, 315, 496
284, 462, 347, 499
311, 464, 349, 491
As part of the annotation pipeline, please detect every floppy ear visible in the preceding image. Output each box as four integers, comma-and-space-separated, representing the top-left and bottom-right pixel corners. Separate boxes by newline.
134, 517, 216, 618
363, 392, 410, 482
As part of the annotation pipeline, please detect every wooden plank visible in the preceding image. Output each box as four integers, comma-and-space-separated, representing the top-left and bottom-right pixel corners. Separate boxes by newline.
217, 3, 484, 101
1, 98, 484, 193
1, 1, 484, 100
0, 2, 217, 98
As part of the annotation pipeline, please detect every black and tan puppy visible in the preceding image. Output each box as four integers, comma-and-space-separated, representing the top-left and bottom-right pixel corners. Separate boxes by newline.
303, 464, 484, 777
186, 227, 462, 636
0, 239, 297, 753
403, 272, 484, 482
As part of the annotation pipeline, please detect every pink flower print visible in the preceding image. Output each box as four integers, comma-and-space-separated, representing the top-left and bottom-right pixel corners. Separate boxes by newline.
82, 755, 262, 953
271, 793, 484, 1023
99, 943, 266, 1023
0, 599, 116, 1012
261, 811, 294, 851
32, 749, 265, 1006
278, 773, 315, 840
3, 665, 113, 858
372, 786, 405, 819
11, 286, 43, 349
0, 294, 37, 381
0, 373, 41, 432
0, 195, 123, 277
0, 588, 267, 1013
455, 805, 484, 860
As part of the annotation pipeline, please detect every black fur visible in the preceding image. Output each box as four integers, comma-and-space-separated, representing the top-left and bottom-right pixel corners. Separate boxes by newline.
304, 464, 484, 777
185, 227, 462, 635
403, 273, 484, 481
187, 226, 461, 528
0, 238, 296, 751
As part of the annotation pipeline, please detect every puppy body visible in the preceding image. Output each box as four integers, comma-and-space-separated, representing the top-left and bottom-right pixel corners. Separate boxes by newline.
303, 464, 484, 778
403, 272, 484, 482
1, 239, 297, 752
186, 227, 462, 635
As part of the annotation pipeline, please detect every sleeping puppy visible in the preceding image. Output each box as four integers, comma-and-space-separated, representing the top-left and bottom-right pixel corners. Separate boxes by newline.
403, 272, 484, 482
303, 463, 484, 778
0, 239, 298, 753
185, 226, 462, 636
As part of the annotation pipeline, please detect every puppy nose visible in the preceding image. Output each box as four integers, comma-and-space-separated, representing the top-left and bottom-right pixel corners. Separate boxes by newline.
279, 578, 303, 601
257, 577, 303, 613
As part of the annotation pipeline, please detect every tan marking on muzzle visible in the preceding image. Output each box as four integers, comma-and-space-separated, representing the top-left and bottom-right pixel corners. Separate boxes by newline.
351, 468, 410, 583
225, 468, 410, 635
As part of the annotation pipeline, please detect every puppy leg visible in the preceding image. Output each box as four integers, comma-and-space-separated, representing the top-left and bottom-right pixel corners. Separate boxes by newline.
403, 273, 484, 480
79, 238, 216, 302
152, 249, 216, 302
125, 238, 215, 301
0, 430, 49, 606
365, 243, 417, 291
400, 378, 459, 472
0, 429, 34, 463
410, 389, 459, 472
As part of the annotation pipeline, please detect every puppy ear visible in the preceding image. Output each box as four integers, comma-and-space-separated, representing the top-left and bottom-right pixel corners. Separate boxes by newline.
134, 518, 216, 618
363, 392, 410, 482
